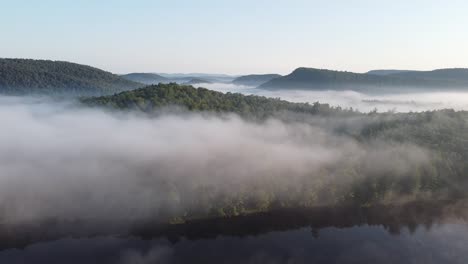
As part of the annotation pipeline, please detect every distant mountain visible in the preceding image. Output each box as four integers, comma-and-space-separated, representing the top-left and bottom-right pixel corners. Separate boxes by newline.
158, 73, 237, 83
259, 68, 398, 91
232, 74, 281, 86
0, 58, 141, 96
100, 70, 235, 86
183, 78, 212, 85
120, 73, 169, 85
390, 68, 468, 83
367, 70, 412, 76
259, 67, 468, 92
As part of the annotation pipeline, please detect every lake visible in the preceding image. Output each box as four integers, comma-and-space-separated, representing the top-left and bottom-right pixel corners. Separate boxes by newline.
1, 201, 467, 264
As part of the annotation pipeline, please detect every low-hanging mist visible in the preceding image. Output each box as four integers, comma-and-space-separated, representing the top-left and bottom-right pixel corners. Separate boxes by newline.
201, 83, 468, 112
0, 95, 459, 226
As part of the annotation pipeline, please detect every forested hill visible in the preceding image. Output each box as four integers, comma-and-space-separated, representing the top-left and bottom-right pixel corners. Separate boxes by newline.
0, 58, 142, 96
389, 68, 468, 83
81, 83, 468, 211
259, 67, 468, 92
120, 73, 169, 85
81, 83, 340, 117
232, 74, 282, 86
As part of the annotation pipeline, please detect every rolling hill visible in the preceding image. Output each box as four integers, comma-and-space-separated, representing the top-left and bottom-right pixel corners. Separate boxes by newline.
259, 67, 468, 92
120, 73, 169, 85
81, 83, 468, 211
183, 78, 212, 85
158, 73, 237, 83
389, 68, 468, 83
0, 58, 142, 96
81, 83, 337, 117
232, 74, 281, 86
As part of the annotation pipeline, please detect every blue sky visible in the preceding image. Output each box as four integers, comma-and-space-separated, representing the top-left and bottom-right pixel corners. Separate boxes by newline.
1, 0, 468, 74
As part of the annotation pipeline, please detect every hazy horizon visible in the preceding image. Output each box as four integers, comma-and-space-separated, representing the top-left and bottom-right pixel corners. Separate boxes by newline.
3, 56, 468, 77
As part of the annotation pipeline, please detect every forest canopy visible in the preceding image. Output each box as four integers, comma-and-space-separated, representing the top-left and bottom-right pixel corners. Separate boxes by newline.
81, 83, 342, 118
80, 83, 468, 219
0, 58, 142, 96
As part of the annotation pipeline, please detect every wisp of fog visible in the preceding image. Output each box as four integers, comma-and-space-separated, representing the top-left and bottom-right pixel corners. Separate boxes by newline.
201, 83, 468, 112
0, 96, 430, 225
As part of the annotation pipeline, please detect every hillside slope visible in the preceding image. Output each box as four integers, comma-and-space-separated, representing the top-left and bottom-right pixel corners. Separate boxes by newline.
120, 73, 169, 85
0, 58, 141, 96
366, 70, 412, 76
183, 78, 212, 85
390, 68, 468, 83
232, 74, 281, 86
81, 83, 338, 117
260, 67, 468, 92
81, 83, 468, 211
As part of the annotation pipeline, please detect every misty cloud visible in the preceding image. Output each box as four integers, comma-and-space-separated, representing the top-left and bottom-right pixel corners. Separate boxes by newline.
202, 83, 468, 112
0, 96, 430, 224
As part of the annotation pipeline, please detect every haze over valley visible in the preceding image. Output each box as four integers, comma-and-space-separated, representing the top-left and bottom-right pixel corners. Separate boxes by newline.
2, 58, 468, 113
2, 1, 468, 263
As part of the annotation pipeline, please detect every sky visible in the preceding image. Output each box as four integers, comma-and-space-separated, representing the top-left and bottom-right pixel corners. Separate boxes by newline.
1, 0, 468, 75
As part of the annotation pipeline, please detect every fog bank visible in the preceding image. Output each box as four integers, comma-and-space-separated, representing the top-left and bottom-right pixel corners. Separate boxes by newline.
0, 96, 430, 224
201, 83, 468, 112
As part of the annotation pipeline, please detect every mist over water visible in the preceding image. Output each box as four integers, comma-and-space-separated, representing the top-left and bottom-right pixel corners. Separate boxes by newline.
201, 83, 468, 112
0, 91, 467, 263
2, 220, 468, 264
3, 0, 468, 261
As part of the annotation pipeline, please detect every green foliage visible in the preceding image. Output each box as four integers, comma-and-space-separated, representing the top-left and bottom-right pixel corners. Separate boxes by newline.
81, 83, 468, 220
0, 58, 141, 96
81, 83, 346, 118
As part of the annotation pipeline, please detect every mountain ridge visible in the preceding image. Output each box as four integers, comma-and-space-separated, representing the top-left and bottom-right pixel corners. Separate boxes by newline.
0, 58, 142, 96
259, 67, 468, 92
120, 73, 169, 85
232, 74, 282, 86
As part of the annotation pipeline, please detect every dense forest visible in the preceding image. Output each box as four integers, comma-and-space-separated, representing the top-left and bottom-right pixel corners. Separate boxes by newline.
259, 67, 468, 92
81, 83, 468, 221
81, 83, 344, 118
0, 58, 142, 96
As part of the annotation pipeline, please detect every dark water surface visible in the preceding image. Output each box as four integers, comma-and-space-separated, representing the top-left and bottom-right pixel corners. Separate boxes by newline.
1, 201, 468, 264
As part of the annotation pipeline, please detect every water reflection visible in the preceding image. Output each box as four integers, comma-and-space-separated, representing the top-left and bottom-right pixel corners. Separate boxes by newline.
1, 200, 468, 264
